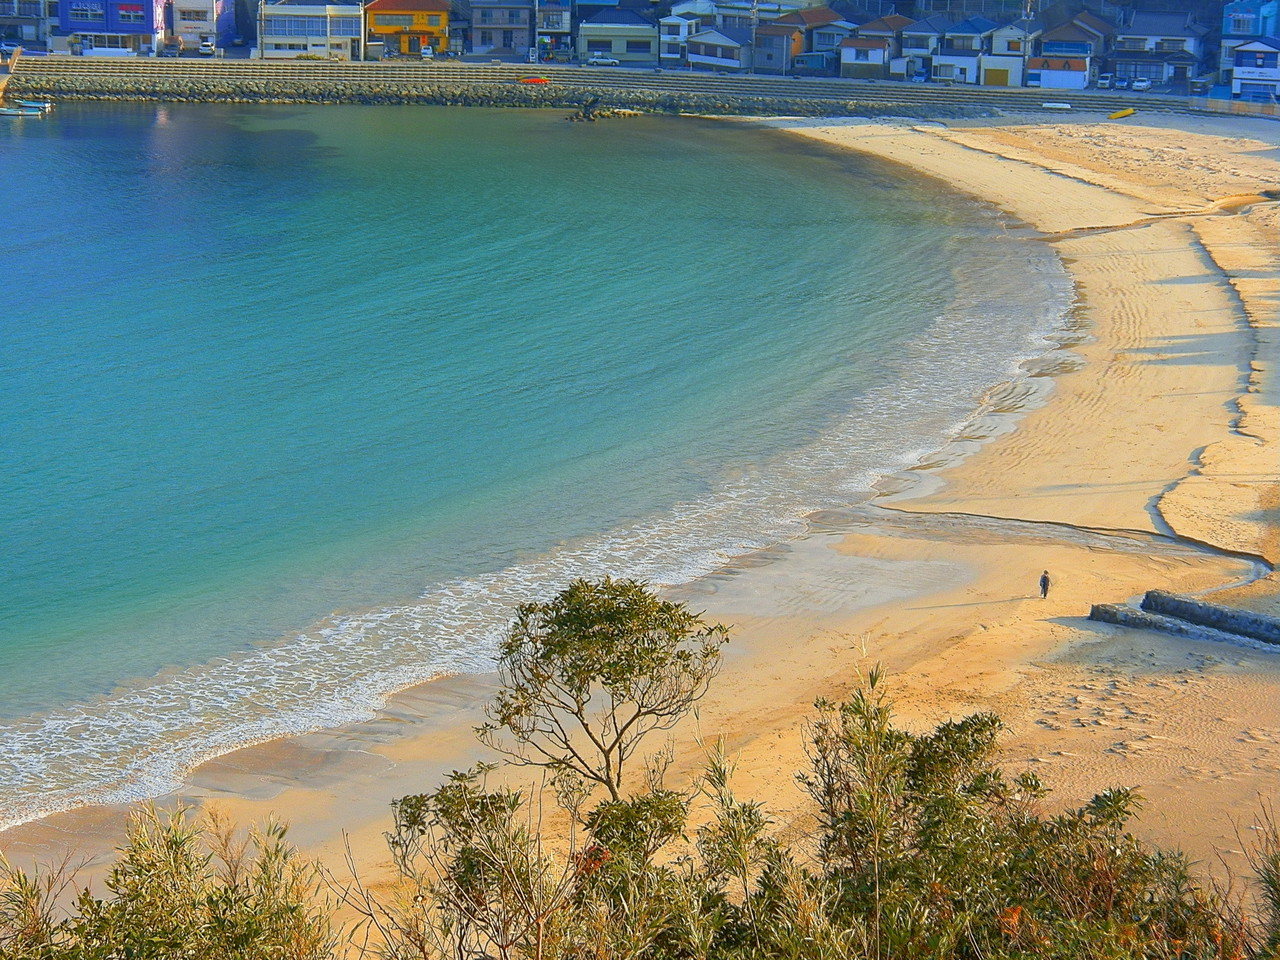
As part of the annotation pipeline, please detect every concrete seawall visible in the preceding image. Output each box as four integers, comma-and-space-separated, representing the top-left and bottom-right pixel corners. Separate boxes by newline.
6, 73, 995, 119
8, 59, 1210, 119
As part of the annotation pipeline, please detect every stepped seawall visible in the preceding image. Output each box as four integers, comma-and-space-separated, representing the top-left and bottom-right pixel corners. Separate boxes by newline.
7, 57, 1218, 119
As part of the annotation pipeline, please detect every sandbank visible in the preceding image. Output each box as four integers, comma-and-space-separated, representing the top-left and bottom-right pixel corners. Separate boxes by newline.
4, 109, 1278, 890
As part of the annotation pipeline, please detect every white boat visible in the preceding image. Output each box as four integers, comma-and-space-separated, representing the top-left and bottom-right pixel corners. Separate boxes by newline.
0, 105, 44, 117
13, 99, 53, 112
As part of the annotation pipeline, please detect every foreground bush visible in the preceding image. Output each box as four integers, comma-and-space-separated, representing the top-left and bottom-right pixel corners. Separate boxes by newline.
4, 668, 1276, 958
358, 667, 1254, 960
0, 805, 336, 959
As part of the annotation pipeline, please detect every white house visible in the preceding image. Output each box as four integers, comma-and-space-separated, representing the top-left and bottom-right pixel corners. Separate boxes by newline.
980, 16, 1039, 86
658, 11, 700, 65
1025, 55, 1087, 89
932, 17, 997, 84
1108, 10, 1208, 86
685, 23, 750, 70
257, 0, 362, 57
838, 35, 889, 77
1229, 36, 1280, 100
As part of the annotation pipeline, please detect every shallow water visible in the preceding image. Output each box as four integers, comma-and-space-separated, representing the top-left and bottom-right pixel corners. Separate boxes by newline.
0, 103, 1071, 828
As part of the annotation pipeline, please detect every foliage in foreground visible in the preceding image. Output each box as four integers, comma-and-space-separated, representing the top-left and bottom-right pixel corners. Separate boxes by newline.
0, 805, 336, 959
3, 567, 1277, 960
360, 666, 1258, 960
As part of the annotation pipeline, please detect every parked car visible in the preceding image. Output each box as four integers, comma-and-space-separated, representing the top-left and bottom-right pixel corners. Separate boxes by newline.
910, 70, 928, 83
1130, 77, 1152, 91
158, 43, 181, 56
198, 39, 215, 55
1096, 73, 1112, 88
586, 54, 619, 66
419, 45, 433, 58
1112, 76, 1129, 89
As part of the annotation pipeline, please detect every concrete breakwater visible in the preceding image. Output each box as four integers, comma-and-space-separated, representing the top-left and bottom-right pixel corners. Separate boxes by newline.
1090, 590, 1280, 647
7, 71, 995, 118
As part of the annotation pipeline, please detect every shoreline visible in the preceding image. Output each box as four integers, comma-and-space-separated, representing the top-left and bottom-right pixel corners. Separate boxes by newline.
3, 109, 1278, 887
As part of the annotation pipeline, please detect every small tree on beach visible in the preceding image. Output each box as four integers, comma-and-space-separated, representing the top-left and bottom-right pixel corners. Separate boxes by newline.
477, 577, 729, 802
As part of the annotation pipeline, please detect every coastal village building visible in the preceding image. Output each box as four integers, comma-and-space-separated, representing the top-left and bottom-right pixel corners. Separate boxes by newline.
1219, 0, 1279, 81
576, 7, 655, 64
1025, 54, 1087, 88
981, 15, 1039, 86
658, 10, 700, 66
533, 0, 571, 60
685, 22, 750, 70
175, 0, 233, 51
256, 0, 362, 58
899, 13, 949, 79
1228, 36, 1280, 100
0, 0, 49, 43
1037, 10, 1113, 82
50, 0, 162, 54
1106, 10, 1208, 88
754, 20, 801, 73
468, 0, 532, 58
773, 5, 853, 74
839, 34, 891, 77
931, 15, 997, 83
365, 0, 448, 55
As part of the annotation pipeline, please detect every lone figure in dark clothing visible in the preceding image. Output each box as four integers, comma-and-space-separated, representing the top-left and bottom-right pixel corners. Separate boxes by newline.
1039, 570, 1051, 599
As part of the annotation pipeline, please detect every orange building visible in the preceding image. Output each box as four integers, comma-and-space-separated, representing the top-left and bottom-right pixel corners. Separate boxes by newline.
366, 0, 449, 55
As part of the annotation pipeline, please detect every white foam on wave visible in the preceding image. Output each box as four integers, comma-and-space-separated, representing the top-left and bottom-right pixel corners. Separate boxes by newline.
0, 217, 1073, 832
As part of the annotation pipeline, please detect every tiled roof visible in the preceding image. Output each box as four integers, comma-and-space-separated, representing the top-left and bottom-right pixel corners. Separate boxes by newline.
775, 6, 842, 27
583, 7, 654, 24
946, 15, 998, 34
858, 13, 913, 33
841, 36, 887, 47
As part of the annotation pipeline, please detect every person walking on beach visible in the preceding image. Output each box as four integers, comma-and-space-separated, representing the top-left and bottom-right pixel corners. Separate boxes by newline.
1039, 570, 1051, 599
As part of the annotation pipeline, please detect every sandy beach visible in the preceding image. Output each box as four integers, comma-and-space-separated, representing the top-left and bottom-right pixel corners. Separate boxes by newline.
4, 108, 1279, 893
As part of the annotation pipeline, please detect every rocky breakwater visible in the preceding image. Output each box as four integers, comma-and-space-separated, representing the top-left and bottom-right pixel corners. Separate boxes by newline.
8, 69, 997, 120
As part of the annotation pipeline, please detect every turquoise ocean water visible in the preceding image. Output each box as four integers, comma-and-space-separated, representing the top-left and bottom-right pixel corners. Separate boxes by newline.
0, 103, 1070, 830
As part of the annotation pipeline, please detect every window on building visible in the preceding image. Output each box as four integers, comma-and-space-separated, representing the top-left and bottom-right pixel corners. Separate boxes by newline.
625, 39, 648, 52
1115, 38, 1144, 50
1155, 39, 1184, 52
1006, 38, 1021, 51
501, 28, 513, 45
116, 4, 143, 21
330, 15, 359, 36
478, 28, 492, 43
478, 10, 492, 23
178, 8, 205, 20
854, 47, 868, 60
663, 41, 680, 53
83, 31, 128, 45
586, 39, 610, 51
69, 2, 105, 21
1230, 15, 1255, 34
374, 13, 412, 25
505, 9, 520, 22
263, 15, 325, 36
1237, 48, 1278, 67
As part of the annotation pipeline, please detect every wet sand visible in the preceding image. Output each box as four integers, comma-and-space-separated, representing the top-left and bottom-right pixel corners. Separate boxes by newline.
4, 110, 1278, 889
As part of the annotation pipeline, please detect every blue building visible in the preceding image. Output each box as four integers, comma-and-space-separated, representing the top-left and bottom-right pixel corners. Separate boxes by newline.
1220, 0, 1280, 80
54, 0, 164, 53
